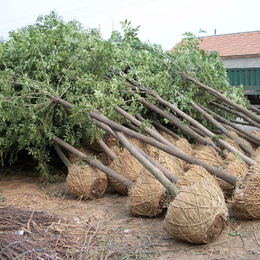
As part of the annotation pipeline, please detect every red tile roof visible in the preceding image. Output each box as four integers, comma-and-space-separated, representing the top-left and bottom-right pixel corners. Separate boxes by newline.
198, 31, 260, 59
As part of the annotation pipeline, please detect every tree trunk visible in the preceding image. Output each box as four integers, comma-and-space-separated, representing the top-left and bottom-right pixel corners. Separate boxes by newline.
90, 112, 238, 186
114, 130, 179, 196
211, 101, 260, 129
179, 71, 260, 124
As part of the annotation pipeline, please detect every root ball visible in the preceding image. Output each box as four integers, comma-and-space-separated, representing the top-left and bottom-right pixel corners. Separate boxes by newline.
174, 138, 193, 155
218, 153, 248, 198
163, 180, 228, 244
194, 145, 224, 167
128, 169, 167, 217
230, 164, 260, 220
251, 147, 260, 164
66, 164, 107, 199
108, 153, 143, 195
144, 144, 184, 177
176, 165, 218, 189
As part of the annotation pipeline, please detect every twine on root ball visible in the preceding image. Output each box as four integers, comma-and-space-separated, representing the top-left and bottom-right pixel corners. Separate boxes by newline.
176, 165, 219, 189
174, 138, 193, 156
108, 153, 144, 195
69, 147, 97, 164
159, 130, 178, 144
194, 145, 224, 167
251, 147, 260, 164
144, 144, 184, 177
66, 163, 107, 199
192, 137, 212, 149
218, 153, 248, 198
163, 179, 228, 244
230, 164, 260, 220
223, 136, 244, 153
127, 169, 168, 217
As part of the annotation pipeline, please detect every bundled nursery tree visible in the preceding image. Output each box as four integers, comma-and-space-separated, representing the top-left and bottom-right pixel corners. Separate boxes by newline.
0, 11, 249, 175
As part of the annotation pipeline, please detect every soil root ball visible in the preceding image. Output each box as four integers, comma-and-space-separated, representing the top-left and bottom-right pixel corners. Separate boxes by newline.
218, 153, 248, 198
163, 180, 228, 244
66, 164, 107, 199
176, 165, 218, 189
127, 169, 168, 217
108, 153, 143, 195
230, 164, 260, 220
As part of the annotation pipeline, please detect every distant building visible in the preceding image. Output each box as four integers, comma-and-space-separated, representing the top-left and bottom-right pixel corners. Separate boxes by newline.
198, 31, 260, 101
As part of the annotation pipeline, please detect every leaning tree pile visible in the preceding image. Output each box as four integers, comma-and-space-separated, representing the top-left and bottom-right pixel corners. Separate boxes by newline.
2, 12, 260, 246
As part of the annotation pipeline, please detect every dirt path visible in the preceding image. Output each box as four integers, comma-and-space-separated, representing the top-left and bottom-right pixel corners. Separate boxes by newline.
1, 167, 260, 260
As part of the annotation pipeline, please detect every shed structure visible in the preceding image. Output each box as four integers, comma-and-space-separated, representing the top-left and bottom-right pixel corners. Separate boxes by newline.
198, 31, 260, 99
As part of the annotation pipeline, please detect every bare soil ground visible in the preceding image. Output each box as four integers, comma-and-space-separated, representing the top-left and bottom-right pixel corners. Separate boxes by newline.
1, 159, 260, 260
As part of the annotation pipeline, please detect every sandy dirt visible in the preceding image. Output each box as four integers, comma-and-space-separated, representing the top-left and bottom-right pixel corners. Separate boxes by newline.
1, 160, 260, 260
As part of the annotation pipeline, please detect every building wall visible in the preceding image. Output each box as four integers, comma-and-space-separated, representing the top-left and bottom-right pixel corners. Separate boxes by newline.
222, 57, 260, 68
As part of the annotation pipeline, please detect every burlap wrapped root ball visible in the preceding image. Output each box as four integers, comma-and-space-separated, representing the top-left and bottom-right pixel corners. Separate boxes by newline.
176, 165, 219, 189
230, 164, 260, 220
127, 169, 168, 217
108, 153, 144, 195
218, 153, 248, 198
66, 164, 108, 199
144, 144, 185, 177
163, 179, 228, 244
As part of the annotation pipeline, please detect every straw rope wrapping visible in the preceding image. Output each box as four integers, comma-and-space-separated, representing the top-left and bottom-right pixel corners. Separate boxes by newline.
174, 138, 193, 155
108, 153, 144, 195
109, 136, 146, 159
176, 165, 219, 189
223, 136, 244, 153
69, 146, 97, 164
229, 130, 253, 150
172, 138, 193, 169
218, 153, 248, 198
230, 164, 260, 220
194, 145, 224, 167
144, 144, 185, 177
159, 130, 178, 144
163, 179, 228, 244
66, 164, 107, 199
251, 146, 260, 164
127, 169, 168, 217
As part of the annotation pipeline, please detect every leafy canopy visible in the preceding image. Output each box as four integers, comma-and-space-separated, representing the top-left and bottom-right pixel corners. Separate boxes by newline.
0, 12, 248, 175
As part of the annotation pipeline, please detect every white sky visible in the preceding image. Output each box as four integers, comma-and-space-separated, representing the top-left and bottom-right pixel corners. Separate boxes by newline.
1, 0, 260, 51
